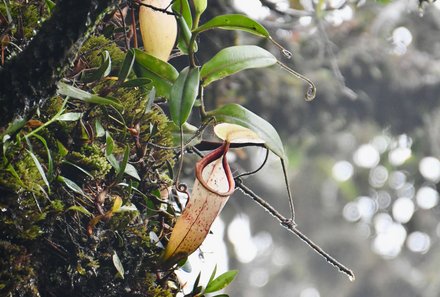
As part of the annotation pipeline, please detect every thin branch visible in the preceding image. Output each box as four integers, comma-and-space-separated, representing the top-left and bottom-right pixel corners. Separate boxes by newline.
131, 0, 177, 16
235, 178, 355, 281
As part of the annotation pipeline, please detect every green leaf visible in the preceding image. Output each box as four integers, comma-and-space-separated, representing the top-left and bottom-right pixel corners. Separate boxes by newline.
105, 132, 114, 156
145, 87, 156, 113
2, 0, 13, 23
208, 265, 218, 285
57, 176, 86, 196
193, 14, 269, 38
105, 132, 119, 170
120, 78, 152, 88
44, 0, 55, 11
172, 0, 192, 29
112, 251, 125, 279
118, 49, 135, 83
57, 82, 123, 109
66, 205, 92, 217
0, 117, 26, 140
62, 161, 94, 178
80, 50, 112, 83
201, 45, 277, 86
132, 49, 179, 98
124, 163, 141, 181
169, 66, 200, 126
31, 134, 54, 182
193, 271, 202, 293
204, 270, 238, 293
207, 103, 285, 159
26, 149, 50, 190
95, 120, 105, 138
193, 0, 207, 16
57, 112, 82, 122
175, 15, 198, 54
115, 145, 130, 181
172, 0, 197, 54
56, 140, 69, 157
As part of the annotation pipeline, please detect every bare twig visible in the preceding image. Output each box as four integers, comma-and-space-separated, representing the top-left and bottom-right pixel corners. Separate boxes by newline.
235, 178, 355, 281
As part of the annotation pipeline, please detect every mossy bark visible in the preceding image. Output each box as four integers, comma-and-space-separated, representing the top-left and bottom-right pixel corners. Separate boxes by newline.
0, 0, 116, 127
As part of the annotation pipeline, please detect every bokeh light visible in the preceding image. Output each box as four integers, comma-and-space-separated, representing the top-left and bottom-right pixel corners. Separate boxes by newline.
353, 144, 380, 168
300, 287, 321, 297
416, 186, 439, 209
419, 157, 440, 182
392, 197, 415, 223
369, 165, 389, 188
406, 231, 431, 254
373, 222, 407, 258
332, 160, 354, 182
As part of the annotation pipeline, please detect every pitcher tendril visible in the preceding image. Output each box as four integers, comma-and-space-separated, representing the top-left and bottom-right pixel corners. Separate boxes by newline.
277, 61, 317, 101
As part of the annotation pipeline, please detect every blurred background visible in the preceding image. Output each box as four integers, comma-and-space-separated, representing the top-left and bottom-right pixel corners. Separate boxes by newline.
179, 0, 440, 296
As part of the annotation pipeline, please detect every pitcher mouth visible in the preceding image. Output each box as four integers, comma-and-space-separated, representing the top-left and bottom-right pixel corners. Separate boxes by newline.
195, 141, 235, 197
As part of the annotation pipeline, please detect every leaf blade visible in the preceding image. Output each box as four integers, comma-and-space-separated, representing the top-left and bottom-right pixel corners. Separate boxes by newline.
132, 49, 179, 98
204, 270, 238, 293
169, 66, 200, 126
207, 103, 285, 159
201, 45, 277, 87
57, 82, 122, 109
193, 14, 269, 38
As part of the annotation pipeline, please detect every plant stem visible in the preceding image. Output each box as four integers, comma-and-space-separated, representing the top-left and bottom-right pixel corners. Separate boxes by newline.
235, 178, 355, 282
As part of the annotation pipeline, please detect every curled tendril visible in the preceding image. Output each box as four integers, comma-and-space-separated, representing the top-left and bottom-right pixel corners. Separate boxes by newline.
269, 36, 293, 59
277, 61, 317, 101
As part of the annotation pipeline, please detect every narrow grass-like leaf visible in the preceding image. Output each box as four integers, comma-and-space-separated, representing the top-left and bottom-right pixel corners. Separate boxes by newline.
66, 205, 92, 217
118, 49, 135, 83
201, 45, 277, 86
57, 82, 122, 109
57, 176, 85, 196
105, 132, 114, 155
62, 161, 94, 178
112, 251, 125, 279
204, 270, 238, 293
207, 103, 285, 159
57, 112, 82, 122
105, 132, 119, 170
44, 0, 55, 11
169, 66, 200, 126
132, 49, 179, 98
207, 265, 218, 285
27, 149, 50, 190
120, 78, 151, 88
116, 146, 130, 181
31, 134, 54, 182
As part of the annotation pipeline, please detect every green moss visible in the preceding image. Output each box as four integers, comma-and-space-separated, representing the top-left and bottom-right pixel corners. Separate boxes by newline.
0, 1, 47, 40
0, 151, 45, 194
66, 144, 111, 179
79, 35, 125, 73
0, 241, 38, 296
